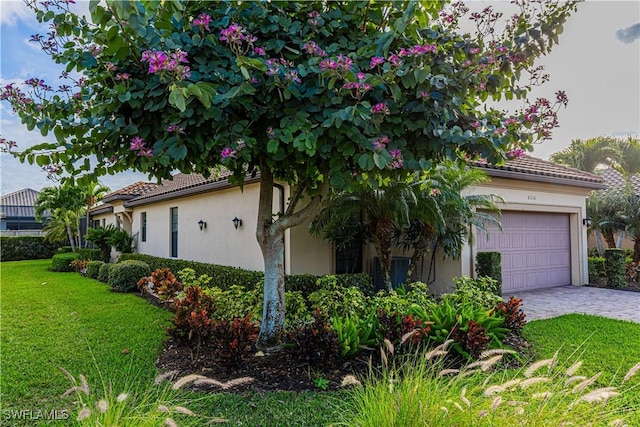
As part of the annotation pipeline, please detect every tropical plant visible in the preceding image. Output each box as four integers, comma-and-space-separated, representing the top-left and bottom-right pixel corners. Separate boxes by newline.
549, 137, 618, 172
35, 184, 85, 252
1, 0, 576, 343
611, 136, 640, 175
81, 181, 110, 247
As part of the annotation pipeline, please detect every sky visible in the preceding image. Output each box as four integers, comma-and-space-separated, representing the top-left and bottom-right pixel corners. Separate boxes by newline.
0, 0, 639, 195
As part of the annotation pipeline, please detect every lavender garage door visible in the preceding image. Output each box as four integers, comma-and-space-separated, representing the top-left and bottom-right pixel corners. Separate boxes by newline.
477, 211, 571, 292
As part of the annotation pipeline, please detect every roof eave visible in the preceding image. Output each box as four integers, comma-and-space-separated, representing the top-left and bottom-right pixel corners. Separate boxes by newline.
125, 175, 261, 208
483, 168, 606, 189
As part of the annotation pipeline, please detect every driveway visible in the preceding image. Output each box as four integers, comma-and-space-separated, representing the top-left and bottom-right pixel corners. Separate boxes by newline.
505, 286, 640, 323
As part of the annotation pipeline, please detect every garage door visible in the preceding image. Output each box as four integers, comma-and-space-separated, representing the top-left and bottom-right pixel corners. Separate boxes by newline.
477, 211, 571, 292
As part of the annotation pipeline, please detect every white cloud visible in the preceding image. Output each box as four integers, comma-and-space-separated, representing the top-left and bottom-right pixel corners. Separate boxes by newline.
0, 0, 38, 26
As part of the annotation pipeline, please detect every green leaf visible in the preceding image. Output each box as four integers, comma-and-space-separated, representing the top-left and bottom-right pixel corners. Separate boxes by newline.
240, 66, 250, 80
169, 87, 186, 112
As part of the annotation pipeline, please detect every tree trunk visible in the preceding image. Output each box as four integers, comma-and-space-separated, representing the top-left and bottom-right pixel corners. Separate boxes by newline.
66, 223, 76, 252
595, 231, 604, 257
603, 230, 616, 248
407, 224, 436, 281
633, 238, 640, 264
371, 218, 395, 291
256, 165, 328, 345
76, 216, 83, 249
616, 231, 624, 249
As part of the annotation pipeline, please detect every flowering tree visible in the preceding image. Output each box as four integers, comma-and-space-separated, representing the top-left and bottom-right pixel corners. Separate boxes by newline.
1, 0, 576, 343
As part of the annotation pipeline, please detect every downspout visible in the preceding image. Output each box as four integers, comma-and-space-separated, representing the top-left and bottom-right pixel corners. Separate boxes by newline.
273, 183, 286, 273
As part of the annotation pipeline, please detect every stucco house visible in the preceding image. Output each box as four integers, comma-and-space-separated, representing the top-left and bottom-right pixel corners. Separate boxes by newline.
90, 156, 603, 295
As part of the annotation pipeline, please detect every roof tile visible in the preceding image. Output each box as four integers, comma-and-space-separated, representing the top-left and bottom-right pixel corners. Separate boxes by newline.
474, 156, 604, 185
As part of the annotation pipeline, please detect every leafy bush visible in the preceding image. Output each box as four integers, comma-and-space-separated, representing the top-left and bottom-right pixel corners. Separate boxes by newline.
120, 253, 263, 290
0, 236, 63, 261
97, 263, 113, 283
210, 314, 260, 366
70, 258, 90, 273
627, 260, 640, 284
604, 249, 626, 288
57, 246, 73, 253
85, 225, 115, 262
475, 251, 502, 294
108, 228, 134, 253
451, 276, 504, 310
169, 286, 216, 350
77, 248, 103, 261
138, 268, 183, 300
588, 256, 605, 280
492, 296, 527, 333
108, 260, 151, 292
286, 311, 340, 366
332, 310, 380, 358
284, 290, 311, 328
371, 282, 434, 316
450, 320, 491, 359
203, 284, 261, 321
51, 253, 80, 272
86, 260, 105, 279
377, 310, 432, 351
308, 282, 368, 319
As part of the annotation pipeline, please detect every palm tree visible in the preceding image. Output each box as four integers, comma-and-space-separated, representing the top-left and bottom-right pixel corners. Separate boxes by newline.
616, 184, 640, 263
82, 182, 110, 247
35, 185, 85, 251
549, 137, 618, 172
400, 163, 502, 280
312, 180, 417, 290
612, 137, 640, 176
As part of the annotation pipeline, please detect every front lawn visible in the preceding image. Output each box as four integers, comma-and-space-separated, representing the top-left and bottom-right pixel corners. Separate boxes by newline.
1, 260, 638, 426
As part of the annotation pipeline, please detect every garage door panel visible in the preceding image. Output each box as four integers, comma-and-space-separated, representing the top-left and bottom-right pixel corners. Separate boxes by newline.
477, 211, 571, 292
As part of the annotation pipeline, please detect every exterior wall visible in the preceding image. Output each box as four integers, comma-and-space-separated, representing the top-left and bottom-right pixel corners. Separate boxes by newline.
288, 219, 333, 275
131, 183, 269, 272
90, 211, 117, 228
587, 232, 634, 251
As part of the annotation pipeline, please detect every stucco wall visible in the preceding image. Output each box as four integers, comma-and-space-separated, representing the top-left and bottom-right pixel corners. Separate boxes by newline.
288, 219, 333, 275
131, 184, 267, 271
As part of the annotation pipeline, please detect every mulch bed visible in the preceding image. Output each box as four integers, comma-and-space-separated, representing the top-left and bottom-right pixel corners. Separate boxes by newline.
146, 290, 533, 394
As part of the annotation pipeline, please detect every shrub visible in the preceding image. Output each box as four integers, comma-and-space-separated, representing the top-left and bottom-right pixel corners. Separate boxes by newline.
492, 296, 527, 333
169, 286, 216, 350
604, 249, 627, 288
85, 225, 116, 262
308, 283, 368, 319
203, 284, 261, 321
57, 246, 73, 253
0, 236, 63, 261
97, 263, 113, 283
77, 248, 103, 261
108, 228, 134, 253
70, 258, 90, 274
50, 253, 80, 272
332, 310, 380, 358
475, 251, 502, 294
377, 310, 432, 351
451, 276, 504, 310
286, 311, 340, 366
627, 260, 640, 284
284, 290, 311, 329
450, 320, 491, 359
138, 268, 183, 300
588, 256, 606, 281
108, 260, 151, 292
210, 314, 260, 366
86, 260, 105, 279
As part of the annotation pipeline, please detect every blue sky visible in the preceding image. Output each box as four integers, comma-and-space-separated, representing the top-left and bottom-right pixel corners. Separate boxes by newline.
1, 1, 639, 195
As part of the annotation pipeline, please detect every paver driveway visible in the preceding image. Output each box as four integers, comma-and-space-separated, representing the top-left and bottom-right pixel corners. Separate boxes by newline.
505, 285, 640, 323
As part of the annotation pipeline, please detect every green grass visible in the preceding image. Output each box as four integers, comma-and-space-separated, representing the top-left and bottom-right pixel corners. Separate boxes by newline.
2, 260, 639, 426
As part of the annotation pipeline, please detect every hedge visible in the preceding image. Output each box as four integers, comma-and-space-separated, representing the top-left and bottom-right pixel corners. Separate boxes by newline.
51, 253, 80, 272
588, 256, 605, 281
604, 249, 626, 288
108, 260, 151, 292
98, 263, 114, 283
475, 251, 502, 295
86, 260, 105, 279
0, 236, 64, 261
119, 253, 373, 295
77, 248, 103, 261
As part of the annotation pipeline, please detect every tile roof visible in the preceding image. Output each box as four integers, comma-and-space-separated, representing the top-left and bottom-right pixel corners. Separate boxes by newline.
474, 156, 605, 188
128, 170, 236, 204
597, 168, 640, 195
102, 181, 159, 202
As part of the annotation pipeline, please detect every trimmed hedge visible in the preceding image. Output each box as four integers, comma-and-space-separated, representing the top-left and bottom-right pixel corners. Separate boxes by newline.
604, 249, 626, 288
51, 253, 80, 272
0, 236, 64, 261
98, 263, 114, 283
475, 251, 502, 295
77, 248, 103, 261
119, 253, 373, 295
108, 260, 151, 292
86, 260, 105, 279
588, 256, 605, 281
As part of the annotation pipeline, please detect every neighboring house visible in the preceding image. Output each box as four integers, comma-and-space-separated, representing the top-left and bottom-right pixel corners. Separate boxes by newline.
90, 156, 603, 295
587, 168, 640, 251
0, 188, 47, 236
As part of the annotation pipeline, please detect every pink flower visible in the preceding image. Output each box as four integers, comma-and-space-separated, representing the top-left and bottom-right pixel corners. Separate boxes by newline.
285, 69, 301, 84
303, 41, 326, 57
221, 147, 237, 159
253, 47, 266, 56
115, 73, 130, 81
371, 103, 389, 115
369, 56, 385, 69
357, 72, 366, 81
266, 127, 275, 138
430, 188, 441, 196
104, 62, 116, 72
372, 136, 389, 151
507, 148, 526, 159
419, 91, 430, 99
389, 149, 403, 169
167, 124, 185, 134
138, 147, 153, 157
130, 136, 145, 151
193, 13, 212, 30
469, 47, 480, 54
388, 54, 402, 67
